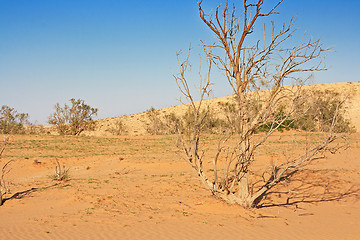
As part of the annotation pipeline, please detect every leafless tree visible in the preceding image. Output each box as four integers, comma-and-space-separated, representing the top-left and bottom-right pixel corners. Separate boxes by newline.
174, 0, 346, 208
0, 136, 13, 206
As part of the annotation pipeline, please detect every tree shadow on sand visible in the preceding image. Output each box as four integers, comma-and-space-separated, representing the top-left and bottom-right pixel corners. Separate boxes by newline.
2, 183, 60, 205
257, 169, 360, 209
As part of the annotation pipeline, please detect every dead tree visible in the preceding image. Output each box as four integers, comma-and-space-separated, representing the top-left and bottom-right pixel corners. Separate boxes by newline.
174, 0, 345, 208
0, 136, 12, 206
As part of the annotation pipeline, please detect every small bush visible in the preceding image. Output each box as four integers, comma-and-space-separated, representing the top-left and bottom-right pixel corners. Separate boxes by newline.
48, 98, 98, 135
216, 90, 352, 134
25, 122, 46, 135
52, 159, 70, 181
218, 96, 262, 134
296, 91, 352, 133
289, 90, 352, 133
145, 107, 168, 135
146, 106, 223, 136
106, 119, 127, 135
163, 112, 182, 134
0, 105, 29, 134
180, 107, 223, 135
256, 90, 352, 133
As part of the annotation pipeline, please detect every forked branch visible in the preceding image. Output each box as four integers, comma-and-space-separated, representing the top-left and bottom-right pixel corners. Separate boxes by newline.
0, 136, 12, 206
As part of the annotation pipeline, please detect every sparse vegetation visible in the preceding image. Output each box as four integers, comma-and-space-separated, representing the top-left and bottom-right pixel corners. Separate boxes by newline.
145, 90, 352, 137
163, 112, 182, 134
293, 90, 353, 133
146, 106, 225, 136
0, 132, 357, 236
218, 90, 353, 134
180, 107, 224, 135
48, 98, 98, 135
25, 122, 46, 135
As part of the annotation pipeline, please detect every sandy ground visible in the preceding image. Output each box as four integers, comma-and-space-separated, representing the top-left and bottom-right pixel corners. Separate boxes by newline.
0, 132, 359, 240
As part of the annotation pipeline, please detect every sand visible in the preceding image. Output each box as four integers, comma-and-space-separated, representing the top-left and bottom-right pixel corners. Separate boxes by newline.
0, 132, 359, 239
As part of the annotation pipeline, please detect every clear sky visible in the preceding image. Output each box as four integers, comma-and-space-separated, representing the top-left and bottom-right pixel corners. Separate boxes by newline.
1, 0, 359, 124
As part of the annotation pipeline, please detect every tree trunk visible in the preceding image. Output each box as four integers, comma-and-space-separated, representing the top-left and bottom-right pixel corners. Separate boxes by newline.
238, 174, 250, 200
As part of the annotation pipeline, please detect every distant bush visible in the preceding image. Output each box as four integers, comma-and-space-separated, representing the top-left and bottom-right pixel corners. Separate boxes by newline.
25, 122, 46, 135
146, 106, 224, 136
180, 107, 223, 135
106, 119, 127, 136
217, 101, 241, 133
145, 107, 168, 135
254, 90, 352, 133
292, 90, 353, 133
218, 96, 263, 134
48, 98, 98, 135
163, 112, 182, 134
0, 105, 29, 134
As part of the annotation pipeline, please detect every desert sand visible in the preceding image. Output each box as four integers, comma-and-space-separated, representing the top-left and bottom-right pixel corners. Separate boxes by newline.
1, 82, 360, 239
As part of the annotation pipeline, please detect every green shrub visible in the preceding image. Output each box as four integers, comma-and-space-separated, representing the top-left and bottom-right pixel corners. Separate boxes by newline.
146, 106, 222, 136
48, 98, 98, 135
218, 90, 352, 134
290, 90, 352, 133
0, 105, 29, 134
180, 107, 223, 135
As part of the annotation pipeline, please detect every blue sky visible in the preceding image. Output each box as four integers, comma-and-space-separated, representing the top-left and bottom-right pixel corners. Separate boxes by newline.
1, 0, 359, 124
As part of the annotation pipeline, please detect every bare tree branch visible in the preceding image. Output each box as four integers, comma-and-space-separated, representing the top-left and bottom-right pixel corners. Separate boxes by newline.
174, 0, 346, 209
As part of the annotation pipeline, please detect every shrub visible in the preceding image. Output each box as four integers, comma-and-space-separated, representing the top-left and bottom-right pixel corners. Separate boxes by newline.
48, 98, 98, 135
218, 96, 263, 134
52, 159, 70, 181
0, 105, 29, 134
293, 90, 353, 133
180, 107, 223, 135
25, 122, 46, 135
217, 90, 352, 134
106, 119, 127, 135
146, 106, 223, 136
145, 107, 168, 135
